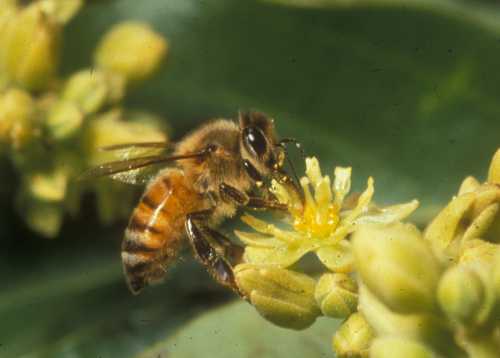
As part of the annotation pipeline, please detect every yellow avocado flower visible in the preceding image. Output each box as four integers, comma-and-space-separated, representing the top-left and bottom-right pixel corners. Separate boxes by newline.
236, 157, 419, 273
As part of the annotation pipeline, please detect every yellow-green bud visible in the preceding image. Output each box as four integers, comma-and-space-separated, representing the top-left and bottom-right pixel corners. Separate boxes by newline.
234, 264, 320, 330
316, 241, 354, 273
458, 176, 481, 195
26, 168, 68, 202
24, 200, 63, 238
353, 222, 441, 314
315, 273, 358, 318
437, 265, 485, 324
0, 1, 17, 33
84, 109, 167, 166
488, 149, 500, 185
45, 100, 83, 140
332, 312, 374, 358
424, 192, 475, 260
370, 337, 436, 358
494, 251, 500, 298
62, 69, 125, 114
0, 3, 61, 90
16, 184, 64, 238
1, 0, 17, 11
37, 0, 83, 24
460, 239, 499, 267
0, 88, 36, 149
358, 285, 463, 357
462, 203, 498, 243
94, 22, 168, 84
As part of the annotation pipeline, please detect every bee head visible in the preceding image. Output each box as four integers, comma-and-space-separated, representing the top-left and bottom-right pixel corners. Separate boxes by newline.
238, 111, 285, 176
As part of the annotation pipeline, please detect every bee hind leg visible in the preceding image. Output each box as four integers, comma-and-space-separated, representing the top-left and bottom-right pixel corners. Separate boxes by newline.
185, 210, 245, 298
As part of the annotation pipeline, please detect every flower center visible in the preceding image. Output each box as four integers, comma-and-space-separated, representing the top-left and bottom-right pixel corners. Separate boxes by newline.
293, 202, 340, 239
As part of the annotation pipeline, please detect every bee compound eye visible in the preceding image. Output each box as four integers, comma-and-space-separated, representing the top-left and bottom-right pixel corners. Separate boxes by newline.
243, 127, 268, 157
243, 160, 262, 182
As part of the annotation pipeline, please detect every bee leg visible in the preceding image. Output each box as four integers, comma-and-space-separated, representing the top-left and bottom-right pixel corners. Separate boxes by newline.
219, 183, 288, 211
207, 228, 244, 264
185, 210, 245, 298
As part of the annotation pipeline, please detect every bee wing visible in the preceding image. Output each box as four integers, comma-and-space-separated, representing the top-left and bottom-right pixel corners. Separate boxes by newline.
84, 141, 174, 185
80, 152, 206, 184
109, 166, 160, 185
99, 141, 173, 152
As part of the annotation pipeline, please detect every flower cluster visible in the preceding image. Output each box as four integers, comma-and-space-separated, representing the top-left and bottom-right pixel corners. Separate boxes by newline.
234, 157, 418, 349
0, 0, 169, 237
234, 149, 500, 358
354, 149, 500, 357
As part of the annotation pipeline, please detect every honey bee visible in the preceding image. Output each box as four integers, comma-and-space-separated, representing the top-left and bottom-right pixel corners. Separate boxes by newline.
83, 112, 302, 296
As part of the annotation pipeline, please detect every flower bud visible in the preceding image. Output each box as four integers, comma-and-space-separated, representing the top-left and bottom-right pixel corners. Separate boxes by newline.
353, 222, 441, 314
316, 241, 354, 273
24, 200, 63, 238
437, 265, 485, 324
16, 184, 64, 238
332, 313, 374, 358
460, 239, 499, 267
0, 3, 61, 90
0, 88, 36, 149
424, 192, 475, 260
84, 109, 167, 165
458, 240, 498, 324
370, 337, 436, 358
26, 168, 68, 202
94, 22, 168, 84
358, 285, 463, 357
488, 149, 500, 185
315, 273, 358, 318
458, 176, 481, 195
45, 100, 83, 140
37, 0, 83, 24
62, 69, 125, 114
234, 264, 320, 330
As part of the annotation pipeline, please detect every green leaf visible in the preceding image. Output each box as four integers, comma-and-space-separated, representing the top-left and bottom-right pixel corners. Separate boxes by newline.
139, 301, 339, 358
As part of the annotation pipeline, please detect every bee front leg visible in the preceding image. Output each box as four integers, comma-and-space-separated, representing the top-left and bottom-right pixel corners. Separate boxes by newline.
219, 183, 288, 211
185, 210, 245, 298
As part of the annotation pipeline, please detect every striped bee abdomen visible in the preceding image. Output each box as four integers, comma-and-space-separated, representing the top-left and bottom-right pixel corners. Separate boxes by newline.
121, 168, 202, 294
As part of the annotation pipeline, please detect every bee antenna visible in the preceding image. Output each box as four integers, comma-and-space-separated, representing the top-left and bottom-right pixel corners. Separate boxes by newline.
277, 138, 304, 196
278, 138, 305, 160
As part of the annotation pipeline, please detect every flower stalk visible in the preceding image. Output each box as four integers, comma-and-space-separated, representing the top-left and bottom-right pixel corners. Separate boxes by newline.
0, 1, 170, 237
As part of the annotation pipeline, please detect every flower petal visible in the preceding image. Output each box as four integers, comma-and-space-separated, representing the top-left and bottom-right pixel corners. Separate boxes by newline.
344, 176, 374, 224
270, 179, 291, 205
314, 175, 332, 209
333, 167, 352, 206
354, 200, 419, 225
234, 230, 282, 248
244, 244, 312, 268
316, 241, 354, 273
300, 177, 317, 211
305, 157, 323, 186
241, 214, 301, 243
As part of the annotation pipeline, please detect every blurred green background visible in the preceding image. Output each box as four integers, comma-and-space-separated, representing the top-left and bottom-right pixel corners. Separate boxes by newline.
1, 0, 500, 356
